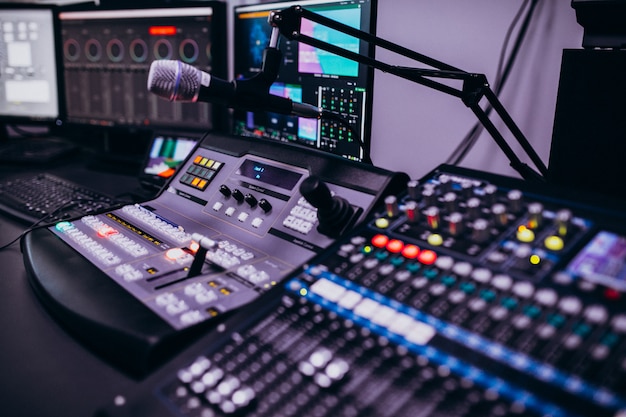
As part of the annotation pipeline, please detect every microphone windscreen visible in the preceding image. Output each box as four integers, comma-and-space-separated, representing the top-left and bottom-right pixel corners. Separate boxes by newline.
147, 60, 201, 102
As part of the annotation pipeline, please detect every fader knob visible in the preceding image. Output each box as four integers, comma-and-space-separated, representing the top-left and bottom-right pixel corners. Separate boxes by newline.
471, 218, 490, 243
442, 192, 457, 212
448, 212, 464, 236
527, 202, 544, 229
466, 197, 481, 219
407, 180, 420, 200
555, 209, 573, 236
424, 206, 440, 230
385, 195, 400, 218
491, 203, 508, 226
506, 189, 523, 213
405, 201, 419, 223
483, 184, 497, 204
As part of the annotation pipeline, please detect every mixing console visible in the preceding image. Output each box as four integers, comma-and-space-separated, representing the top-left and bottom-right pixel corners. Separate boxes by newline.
21, 133, 408, 375
97, 165, 626, 417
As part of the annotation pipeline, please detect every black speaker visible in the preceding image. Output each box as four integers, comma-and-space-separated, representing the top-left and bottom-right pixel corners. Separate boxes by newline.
548, 49, 626, 200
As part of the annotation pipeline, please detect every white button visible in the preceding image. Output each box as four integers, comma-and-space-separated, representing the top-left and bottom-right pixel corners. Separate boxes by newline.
534, 288, 558, 307
251, 217, 263, 228
584, 305, 608, 324
470, 268, 492, 283
452, 262, 473, 277
491, 274, 513, 291
237, 212, 249, 222
558, 296, 582, 315
612, 314, 626, 334
212, 201, 223, 211
512, 281, 534, 298
225, 207, 236, 217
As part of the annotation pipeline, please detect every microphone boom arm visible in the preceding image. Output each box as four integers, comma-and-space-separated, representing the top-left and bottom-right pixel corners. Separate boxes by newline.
270, 6, 547, 181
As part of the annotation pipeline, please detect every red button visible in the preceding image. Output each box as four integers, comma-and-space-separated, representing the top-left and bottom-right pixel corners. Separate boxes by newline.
386, 239, 404, 254
371, 234, 389, 248
418, 249, 437, 265
604, 288, 621, 301
401, 244, 420, 259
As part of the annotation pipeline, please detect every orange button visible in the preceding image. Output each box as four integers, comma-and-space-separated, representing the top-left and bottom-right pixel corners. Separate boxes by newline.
193, 155, 203, 164
401, 244, 420, 259
386, 239, 404, 253
418, 249, 437, 265
371, 234, 389, 248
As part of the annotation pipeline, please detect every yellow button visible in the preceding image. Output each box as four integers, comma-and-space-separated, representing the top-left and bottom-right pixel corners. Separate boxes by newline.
516, 226, 535, 243
427, 233, 444, 246
544, 235, 564, 251
375, 218, 390, 229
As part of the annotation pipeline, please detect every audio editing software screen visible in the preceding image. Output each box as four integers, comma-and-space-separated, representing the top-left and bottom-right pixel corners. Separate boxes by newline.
0, 7, 60, 123
58, 4, 225, 131
233, 0, 377, 162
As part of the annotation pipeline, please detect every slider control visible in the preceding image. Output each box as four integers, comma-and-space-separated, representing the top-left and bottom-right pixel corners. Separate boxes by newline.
187, 233, 216, 278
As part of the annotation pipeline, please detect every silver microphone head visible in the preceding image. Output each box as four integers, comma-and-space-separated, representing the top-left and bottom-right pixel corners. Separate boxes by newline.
147, 59, 201, 102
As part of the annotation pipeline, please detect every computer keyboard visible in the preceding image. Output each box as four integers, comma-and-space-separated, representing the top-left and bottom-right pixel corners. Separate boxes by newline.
0, 173, 122, 224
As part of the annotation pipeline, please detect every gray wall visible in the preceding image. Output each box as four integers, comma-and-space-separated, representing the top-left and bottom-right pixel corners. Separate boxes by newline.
229, 0, 584, 179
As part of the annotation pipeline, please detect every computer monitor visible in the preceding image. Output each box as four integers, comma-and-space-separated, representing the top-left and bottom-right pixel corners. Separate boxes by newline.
57, 2, 226, 133
0, 5, 61, 127
233, 0, 377, 163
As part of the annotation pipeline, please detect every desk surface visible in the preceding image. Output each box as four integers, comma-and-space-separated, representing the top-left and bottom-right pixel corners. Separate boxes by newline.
0, 155, 149, 417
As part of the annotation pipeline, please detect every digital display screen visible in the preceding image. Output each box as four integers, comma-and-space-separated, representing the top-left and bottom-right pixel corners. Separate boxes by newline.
237, 159, 302, 191
233, 0, 376, 163
566, 231, 626, 291
0, 7, 59, 122
143, 134, 199, 179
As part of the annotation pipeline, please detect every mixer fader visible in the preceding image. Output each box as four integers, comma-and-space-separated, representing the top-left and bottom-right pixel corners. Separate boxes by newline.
98, 164, 626, 417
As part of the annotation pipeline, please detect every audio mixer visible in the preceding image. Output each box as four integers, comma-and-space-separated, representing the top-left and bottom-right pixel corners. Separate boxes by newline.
97, 164, 626, 417
21, 133, 408, 375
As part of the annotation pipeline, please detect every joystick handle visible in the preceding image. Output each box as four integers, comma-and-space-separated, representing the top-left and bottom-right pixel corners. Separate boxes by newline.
300, 176, 359, 237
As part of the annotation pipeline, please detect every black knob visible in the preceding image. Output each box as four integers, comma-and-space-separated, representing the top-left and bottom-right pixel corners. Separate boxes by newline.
299, 176, 356, 237
219, 184, 231, 197
259, 198, 272, 213
244, 193, 258, 207
232, 189, 244, 203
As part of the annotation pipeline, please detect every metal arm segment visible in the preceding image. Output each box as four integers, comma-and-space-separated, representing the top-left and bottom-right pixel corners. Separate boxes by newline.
270, 6, 547, 181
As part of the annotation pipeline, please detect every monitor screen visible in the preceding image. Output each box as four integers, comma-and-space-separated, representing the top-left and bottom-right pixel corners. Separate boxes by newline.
0, 6, 60, 124
233, 0, 377, 162
58, 2, 226, 132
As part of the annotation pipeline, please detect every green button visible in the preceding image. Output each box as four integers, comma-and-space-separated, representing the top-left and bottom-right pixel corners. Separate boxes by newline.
390, 257, 404, 267
573, 322, 591, 337
547, 314, 566, 328
376, 251, 389, 261
406, 263, 421, 273
424, 269, 438, 279
480, 289, 496, 302
441, 275, 456, 287
523, 305, 541, 318
460, 282, 476, 294
501, 297, 518, 310
601, 332, 618, 347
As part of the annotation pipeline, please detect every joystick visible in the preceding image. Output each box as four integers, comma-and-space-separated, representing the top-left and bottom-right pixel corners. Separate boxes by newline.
299, 176, 361, 237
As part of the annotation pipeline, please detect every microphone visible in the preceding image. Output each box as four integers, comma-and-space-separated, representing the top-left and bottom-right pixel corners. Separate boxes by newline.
147, 59, 323, 118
